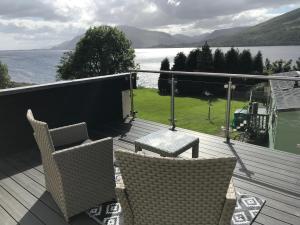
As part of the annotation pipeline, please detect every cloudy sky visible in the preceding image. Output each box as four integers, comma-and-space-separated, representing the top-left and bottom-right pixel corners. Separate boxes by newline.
0, 0, 299, 50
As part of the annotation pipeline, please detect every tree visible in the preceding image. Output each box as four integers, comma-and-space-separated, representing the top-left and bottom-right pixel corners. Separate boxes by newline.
172, 52, 186, 71
225, 47, 239, 73
238, 49, 253, 74
160, 57, 170, 72
185, 48, 201, 72
264, 58, 272, 74
271, 59, 293, 73
252, 51, 264, 74
158, 58, 171, 94
293, 57, 300, 71
199, 42, 213, 72
213, 48, 225, 72
0, 61, 11, 89
57, 51, 74, 79
57, 26, 135, 80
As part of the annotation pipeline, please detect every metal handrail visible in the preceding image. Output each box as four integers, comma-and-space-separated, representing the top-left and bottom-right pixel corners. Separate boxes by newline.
130, 69, 300, 81
130, 69, 300, 143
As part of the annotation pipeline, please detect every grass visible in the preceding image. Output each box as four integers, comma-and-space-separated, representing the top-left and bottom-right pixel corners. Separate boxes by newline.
134, 88, 247, 136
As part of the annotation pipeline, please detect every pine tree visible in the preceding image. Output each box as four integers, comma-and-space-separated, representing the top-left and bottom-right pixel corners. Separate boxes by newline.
252, 51, 264, 74
160, 57, 170, 71
225, 47, 239, 73
199, 42, 213, 72
172, 52, 187, 71
186, 48, 201, 72
213, 49, 225, 72
158, 58, 170, 94
239, 49, 253, 74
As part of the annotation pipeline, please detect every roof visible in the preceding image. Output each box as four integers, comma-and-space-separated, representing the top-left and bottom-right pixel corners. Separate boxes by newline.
270, 71, 300, 111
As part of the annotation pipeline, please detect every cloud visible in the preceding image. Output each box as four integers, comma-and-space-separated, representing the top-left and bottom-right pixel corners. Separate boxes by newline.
0, 0, 67, 21
0, 0, 299, 50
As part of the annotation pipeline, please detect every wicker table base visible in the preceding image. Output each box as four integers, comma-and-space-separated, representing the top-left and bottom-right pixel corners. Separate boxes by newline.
135, 129, 199, 158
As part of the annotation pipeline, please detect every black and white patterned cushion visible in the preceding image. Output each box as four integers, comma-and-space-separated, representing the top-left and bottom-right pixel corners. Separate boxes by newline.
231, 192, 266, 225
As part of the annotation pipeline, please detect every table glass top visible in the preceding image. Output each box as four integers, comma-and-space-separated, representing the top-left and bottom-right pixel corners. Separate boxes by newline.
135, 129, 199, 153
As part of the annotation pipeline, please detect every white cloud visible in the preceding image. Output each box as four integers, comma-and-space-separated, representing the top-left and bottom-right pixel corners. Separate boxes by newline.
232, 8, 279, 26
143, 3, 158, 13
0, 0, 299, 49
168, 0, 181, 7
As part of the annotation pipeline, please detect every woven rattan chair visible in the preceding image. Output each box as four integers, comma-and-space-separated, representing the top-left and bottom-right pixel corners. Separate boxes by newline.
26, 109, 116, 221
115, 149, 237, 225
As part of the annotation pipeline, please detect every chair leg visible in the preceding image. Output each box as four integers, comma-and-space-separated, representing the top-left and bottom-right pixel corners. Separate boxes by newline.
135, 145, 142, 153
192, 142, 199, 158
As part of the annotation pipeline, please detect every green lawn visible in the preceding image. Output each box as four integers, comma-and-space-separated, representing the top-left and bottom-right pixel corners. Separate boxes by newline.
134, 88, 247, 136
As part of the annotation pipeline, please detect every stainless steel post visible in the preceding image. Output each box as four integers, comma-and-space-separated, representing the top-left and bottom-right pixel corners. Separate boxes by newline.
129, 72, 135, 117
225, 79, 232, 143
170, 75, 176, 130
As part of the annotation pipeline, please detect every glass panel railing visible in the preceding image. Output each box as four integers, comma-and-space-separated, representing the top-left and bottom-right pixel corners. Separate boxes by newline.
132, 70, 300, 155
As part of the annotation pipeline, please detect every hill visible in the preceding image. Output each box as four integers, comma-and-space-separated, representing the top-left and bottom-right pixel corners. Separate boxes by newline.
51, 35, 83, 50
205, 8, 300, 46
51, 25, 209, 49
51, 8, 300, 49
51, 25, 238, 50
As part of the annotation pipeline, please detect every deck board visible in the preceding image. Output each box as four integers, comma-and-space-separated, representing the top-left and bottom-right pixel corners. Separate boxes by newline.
101, 119, 300, 197
0, 119, 299, 225
0, 205, 18, 225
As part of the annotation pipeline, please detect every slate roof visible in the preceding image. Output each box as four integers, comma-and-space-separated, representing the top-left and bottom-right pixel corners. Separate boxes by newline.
270, 71, 300, 111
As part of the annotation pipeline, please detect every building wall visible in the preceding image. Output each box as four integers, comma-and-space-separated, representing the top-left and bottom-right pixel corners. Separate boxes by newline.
274, 111, 300, 154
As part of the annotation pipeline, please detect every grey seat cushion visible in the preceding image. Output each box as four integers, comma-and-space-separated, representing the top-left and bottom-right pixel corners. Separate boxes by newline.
55, 139, 92, 151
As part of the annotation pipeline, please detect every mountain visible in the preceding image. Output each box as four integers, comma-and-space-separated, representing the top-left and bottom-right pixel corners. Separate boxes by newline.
51, 8, 300, 49
204, 8, 300, 46
206, 27, 249, 40
51, 35, 83, 50
51, 25, 212, 50
116, 25, 190, 48
51, 25, 210, 49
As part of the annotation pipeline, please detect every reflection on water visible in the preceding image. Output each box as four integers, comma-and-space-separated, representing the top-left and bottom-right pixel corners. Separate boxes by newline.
0, 46, 299, 88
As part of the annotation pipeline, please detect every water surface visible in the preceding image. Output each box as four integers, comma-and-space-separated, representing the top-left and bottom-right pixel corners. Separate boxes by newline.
0, 46, 299, 88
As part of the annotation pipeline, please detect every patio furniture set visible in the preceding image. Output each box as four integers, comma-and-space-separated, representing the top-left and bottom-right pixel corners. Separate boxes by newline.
27, 109, 238, 225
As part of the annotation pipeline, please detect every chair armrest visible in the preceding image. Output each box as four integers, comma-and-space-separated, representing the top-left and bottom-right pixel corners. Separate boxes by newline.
219, 178, 236, 225
116, 179, 134, 225
49, 122, 89, 147
52, 137, 116, 207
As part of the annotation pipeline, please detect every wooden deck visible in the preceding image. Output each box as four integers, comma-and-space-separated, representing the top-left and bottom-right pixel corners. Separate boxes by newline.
0, 118, 299, 225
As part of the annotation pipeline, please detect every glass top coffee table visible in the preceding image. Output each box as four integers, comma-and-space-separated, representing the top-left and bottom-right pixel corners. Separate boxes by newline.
135, 129, 199, 158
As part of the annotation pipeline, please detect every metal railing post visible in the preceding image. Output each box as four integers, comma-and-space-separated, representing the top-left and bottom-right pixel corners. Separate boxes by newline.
129, 72, 136, 118
170, 75, 176, 130
225, 79, 233, 143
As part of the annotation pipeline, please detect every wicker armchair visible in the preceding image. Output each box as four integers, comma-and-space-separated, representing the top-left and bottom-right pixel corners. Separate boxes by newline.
26, 109, 116, 221
115, 149, 237, 225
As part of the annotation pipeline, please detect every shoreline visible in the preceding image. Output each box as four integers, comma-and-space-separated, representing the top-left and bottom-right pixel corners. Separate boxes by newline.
1, 45, 300, 51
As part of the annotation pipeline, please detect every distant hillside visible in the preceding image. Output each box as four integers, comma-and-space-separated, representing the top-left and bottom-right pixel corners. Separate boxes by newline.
154, 27, 249, 48
205, 8, 300, 46
51, 35, 83, 50
206, 27, 249, 40
51, 25, 208, 49
51, 8, 300, 50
